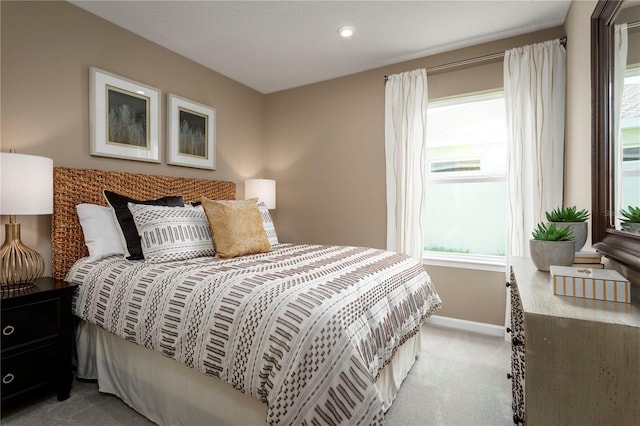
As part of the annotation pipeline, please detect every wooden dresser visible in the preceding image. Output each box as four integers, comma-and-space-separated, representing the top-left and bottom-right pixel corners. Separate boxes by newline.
508, 257, 640, 425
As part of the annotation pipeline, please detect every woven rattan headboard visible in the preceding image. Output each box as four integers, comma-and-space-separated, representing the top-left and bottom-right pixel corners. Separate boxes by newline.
52, 167, 236, 280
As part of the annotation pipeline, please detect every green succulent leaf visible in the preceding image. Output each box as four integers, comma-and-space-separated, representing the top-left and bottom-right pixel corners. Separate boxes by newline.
531, 222, 575, 241
620, 206, 640, 223
545, 206, 590, 222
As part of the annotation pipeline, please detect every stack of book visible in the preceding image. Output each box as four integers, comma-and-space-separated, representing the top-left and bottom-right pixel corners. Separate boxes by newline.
573, 250, 604, 269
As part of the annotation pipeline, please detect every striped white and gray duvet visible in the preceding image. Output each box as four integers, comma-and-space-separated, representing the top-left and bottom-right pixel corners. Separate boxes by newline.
68, 243, 441, 425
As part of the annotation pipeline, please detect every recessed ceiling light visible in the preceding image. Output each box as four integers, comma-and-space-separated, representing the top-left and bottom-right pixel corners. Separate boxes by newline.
338, 26, 354, 38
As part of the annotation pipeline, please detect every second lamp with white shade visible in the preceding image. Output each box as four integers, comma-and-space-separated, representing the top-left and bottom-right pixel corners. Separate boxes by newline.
245, 179, 276, 209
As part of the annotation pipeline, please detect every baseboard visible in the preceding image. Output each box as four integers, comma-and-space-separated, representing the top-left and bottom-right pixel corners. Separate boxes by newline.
425, 315, 505, 337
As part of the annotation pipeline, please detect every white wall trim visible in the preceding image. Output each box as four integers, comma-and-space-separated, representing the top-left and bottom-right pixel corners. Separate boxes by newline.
422, 252, 507, 273
426, 315, 505, 337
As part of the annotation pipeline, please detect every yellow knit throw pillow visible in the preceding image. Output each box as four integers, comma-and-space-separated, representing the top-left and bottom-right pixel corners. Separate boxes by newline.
201, 197, 271, 258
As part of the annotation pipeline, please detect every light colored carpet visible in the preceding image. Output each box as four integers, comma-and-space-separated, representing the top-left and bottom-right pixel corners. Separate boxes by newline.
1, 323, 513, 426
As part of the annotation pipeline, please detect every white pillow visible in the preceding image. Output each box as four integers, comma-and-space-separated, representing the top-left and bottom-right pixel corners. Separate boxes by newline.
128, 203, 215, 263
257, 201, 279, 246
76, 204, 126, 261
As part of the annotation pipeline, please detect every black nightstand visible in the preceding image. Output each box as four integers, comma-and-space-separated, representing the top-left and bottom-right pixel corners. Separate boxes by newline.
0, 277, 78, 410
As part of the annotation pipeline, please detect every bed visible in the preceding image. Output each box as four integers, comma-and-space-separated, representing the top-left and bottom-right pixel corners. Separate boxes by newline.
52, 167, 441, 425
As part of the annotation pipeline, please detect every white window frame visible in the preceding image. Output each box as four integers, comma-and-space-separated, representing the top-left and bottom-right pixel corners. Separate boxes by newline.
422, 90, 507, 272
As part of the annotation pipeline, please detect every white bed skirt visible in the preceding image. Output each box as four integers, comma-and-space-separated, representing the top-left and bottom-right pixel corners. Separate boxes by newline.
76, 320, 422, 425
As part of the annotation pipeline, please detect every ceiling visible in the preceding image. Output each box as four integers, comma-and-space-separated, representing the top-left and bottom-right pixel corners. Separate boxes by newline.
71, 1, 572, 94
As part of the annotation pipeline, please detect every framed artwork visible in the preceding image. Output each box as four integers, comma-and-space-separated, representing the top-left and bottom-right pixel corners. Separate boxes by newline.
167, 94, 216, 170
89, 67, 160, 163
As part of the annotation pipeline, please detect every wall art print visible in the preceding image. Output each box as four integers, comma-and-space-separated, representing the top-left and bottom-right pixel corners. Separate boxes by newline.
90, 67, 160, 163
167, 94, 216, 170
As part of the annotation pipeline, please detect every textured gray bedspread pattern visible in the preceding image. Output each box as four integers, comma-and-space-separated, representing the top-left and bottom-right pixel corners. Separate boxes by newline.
68, 244, 441, 425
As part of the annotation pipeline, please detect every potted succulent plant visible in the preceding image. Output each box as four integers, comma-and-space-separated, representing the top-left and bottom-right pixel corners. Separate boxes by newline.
545, 206, 590, 252
620, 206, 640, 234
529, 222, 576, 271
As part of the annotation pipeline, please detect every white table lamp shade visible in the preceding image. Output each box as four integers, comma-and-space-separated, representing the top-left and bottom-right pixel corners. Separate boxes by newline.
245, 179, 276, 209
1, 153, 53, 215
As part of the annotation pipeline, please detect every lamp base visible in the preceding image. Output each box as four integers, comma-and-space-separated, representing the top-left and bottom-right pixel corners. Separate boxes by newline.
0, 220, 44, 288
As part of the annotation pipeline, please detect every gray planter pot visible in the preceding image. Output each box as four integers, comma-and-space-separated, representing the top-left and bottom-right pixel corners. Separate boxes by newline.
621, 222, 640, 234
548, 221, 587, 252
529, 239, 576, 272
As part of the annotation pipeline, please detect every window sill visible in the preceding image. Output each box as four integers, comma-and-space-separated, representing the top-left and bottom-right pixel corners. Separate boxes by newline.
422, 252, 506, 273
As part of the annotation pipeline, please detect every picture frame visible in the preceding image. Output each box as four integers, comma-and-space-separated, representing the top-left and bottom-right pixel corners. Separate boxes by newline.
167, 94, 216, 170
89, 67, 160, 163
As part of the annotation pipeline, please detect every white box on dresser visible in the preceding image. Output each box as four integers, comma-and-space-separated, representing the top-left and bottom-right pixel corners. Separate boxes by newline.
550, 265, 631, 303
508, 257, 640, 426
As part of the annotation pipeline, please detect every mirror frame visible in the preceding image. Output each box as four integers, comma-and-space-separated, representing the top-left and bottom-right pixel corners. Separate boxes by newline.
592, 0, 640, 278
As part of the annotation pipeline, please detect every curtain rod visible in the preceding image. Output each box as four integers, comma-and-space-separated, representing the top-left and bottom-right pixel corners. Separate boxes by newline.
626, 20, 640, 29
384, 36, 567, 82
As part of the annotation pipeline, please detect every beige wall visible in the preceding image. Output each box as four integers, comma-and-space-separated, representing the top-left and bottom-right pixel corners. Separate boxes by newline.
2, 1, 265, 179
2, 0, 598, 327
425, 266, 507, 325
265, 27, 564, 248
564, 0, 598, 249
1, 1, 266, 276
264, 27, 563, 326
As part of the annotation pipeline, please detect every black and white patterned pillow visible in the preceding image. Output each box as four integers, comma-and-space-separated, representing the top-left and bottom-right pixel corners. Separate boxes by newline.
128, 203, 215, 263
257, 201, 279, 245
104, 190, 185, 260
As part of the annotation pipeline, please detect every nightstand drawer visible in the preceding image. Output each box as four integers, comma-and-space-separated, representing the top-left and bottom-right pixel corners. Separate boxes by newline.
1, 343, 59, 401
1, 299, 60, 351
1, 278, 77, 409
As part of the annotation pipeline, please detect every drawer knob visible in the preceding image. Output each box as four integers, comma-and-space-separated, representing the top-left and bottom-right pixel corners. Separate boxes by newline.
506, 327, 512, 333
506, 282, 511, 288
2, 373, 15, 384
2, 325, 15, 336
507, 373, 512, 380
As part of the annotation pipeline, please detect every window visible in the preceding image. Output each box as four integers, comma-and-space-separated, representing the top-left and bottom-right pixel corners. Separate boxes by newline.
620, 68, 640, 210
423, 91, 507, 266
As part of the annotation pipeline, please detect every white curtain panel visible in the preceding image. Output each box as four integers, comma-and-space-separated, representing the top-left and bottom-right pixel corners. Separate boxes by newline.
384, 69, 428, 261
504, 39, 566, 259
614, 24, 628, 229
503, 39, 566, 339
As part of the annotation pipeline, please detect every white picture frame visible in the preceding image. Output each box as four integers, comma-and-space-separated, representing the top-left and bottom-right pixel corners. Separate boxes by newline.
89, 67, 160, 163
167, 94, 216, 170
